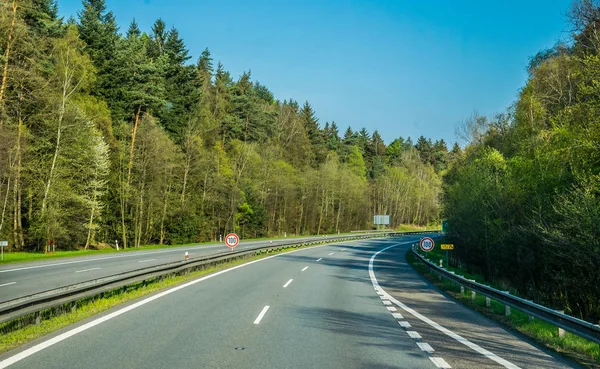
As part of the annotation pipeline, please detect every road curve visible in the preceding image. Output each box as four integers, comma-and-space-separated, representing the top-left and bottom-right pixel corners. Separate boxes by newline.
0, 237, 580, 369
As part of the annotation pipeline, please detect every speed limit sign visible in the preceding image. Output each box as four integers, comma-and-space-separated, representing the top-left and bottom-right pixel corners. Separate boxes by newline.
419, 237, 435, 252
225, 233, 239, 249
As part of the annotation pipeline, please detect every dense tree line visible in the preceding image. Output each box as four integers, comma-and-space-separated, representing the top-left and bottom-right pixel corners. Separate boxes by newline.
0, 0, 450, 251
444, 0, 600, 322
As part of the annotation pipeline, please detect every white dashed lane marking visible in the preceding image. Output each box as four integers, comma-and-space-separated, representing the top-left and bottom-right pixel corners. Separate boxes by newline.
74, 268, 100, 273
283, 279, 293, 288
398, 321, 411, 328
316, 258, 322, 262
138, 259, 156, 263
386, 306, 397, 312
253, 306, 270, 325
391, 313, 403, 319
382, 300, 392, 306
407, 331, 422, 339
301, 266, 308, 272
328, 252, 334, 256
418, 342, 435, 353
0, 282, 16, 287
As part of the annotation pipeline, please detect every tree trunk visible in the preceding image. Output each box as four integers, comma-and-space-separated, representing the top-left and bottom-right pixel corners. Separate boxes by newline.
159, 179, 171, 245
40, 100, 66, 218
180, 155, 190, 207
84, 201, 95, 250
127, 105, 142, 185
317, 188, 325, 235
14, 101, 24, 248
119, 165, 128, 249
0, 0, 18, 126
0, 175, 11, 235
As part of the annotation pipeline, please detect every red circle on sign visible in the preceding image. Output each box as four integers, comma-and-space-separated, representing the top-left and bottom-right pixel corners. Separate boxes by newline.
420, 237, 435, 252
225, 233, 239, 249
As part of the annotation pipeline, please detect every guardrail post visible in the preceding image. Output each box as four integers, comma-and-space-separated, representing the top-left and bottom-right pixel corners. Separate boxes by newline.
460, 286, 465, 295
35, 313, 41, 326
485, 297, 491, 307
505, 305, 511, 316
558, 311, 565, 337
471, 291, 476, 300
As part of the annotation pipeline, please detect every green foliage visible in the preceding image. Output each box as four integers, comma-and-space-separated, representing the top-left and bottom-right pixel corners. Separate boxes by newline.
0, 1, 443, 259
444, 3, 600, 322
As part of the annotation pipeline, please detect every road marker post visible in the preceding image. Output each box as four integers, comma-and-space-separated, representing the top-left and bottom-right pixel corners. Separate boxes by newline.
558, 311, 565, 337
185, 252, 189, 261
0, 240, 7, 261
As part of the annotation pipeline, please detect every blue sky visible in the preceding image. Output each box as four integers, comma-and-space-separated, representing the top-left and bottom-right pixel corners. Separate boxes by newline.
58, 0, 573, 145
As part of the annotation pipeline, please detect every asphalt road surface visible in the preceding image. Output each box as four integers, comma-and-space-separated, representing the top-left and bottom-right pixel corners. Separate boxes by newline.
0, 237, 581, 369
0, 235, 352, 304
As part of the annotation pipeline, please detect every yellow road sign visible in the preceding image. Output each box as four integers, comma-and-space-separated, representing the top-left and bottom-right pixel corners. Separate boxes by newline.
441, 244, 454, 250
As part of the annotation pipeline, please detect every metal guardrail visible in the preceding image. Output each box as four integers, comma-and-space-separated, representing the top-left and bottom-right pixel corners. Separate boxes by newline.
412, 248, 600, 345
0, 231, 438, 326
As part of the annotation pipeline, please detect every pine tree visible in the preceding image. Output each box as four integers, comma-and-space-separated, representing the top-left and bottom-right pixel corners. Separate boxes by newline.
149, 18, 167, 58
196, 47, 213, 89
77, 0, 119, 116
126, 18, 140, 39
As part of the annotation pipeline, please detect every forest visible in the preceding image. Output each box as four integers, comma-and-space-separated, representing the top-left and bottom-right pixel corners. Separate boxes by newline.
0, 0, 455, 251
444, 0, 600, 322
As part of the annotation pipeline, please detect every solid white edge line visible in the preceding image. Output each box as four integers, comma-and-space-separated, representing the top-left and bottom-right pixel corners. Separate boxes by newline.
0, 282, 16, 287
253, 305, 270, 324
0, 242, 335, 368
74, 268, 100, 273
369, 243, 521, 369
301, 266, 308, 272
283, 279, 293, 288
430, 357, 452, 368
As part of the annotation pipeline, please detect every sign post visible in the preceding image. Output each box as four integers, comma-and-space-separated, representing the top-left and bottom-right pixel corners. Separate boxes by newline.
0, 241, 7, 261
419, 237, 434, 253
441, 244, 454, 268
225, 233, 239, 250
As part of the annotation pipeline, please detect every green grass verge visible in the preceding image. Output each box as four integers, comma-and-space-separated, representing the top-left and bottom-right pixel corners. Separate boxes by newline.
395, 224, 441, 232
406, 250, 600, 368
0, 242, 321, 355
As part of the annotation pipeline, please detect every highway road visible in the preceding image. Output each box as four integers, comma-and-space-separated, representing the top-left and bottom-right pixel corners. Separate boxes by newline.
0, 235, 353, 304
0, 237, 580, 368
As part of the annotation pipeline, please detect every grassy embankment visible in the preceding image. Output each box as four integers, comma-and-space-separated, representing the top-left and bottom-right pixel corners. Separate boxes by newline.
407, 238, 600, 368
